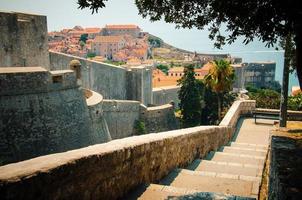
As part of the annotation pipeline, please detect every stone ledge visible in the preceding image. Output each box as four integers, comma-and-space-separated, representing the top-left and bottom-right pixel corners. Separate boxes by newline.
0, 125, 232, 200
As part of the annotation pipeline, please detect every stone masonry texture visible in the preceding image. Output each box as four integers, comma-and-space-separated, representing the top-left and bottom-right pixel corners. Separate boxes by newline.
0, 12, 50, 68
0, 68, 104, 165
0, 126, 233, 200
0, 100, 253, 199
140, 103, 179, 133
268, 133, 302, 200
49, 51, 152, 104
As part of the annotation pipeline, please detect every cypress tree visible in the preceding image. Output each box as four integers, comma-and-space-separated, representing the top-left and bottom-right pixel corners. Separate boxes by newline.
178, 65, 203, 128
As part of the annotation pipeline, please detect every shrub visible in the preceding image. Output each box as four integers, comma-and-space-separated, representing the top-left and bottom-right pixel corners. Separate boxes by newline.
134, 120, 146, 135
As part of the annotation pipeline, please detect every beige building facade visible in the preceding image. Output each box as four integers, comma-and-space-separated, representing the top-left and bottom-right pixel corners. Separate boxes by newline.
92, 36, 126, 59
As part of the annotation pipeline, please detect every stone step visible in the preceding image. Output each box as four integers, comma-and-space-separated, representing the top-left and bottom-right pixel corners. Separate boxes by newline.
134, 184, 257, 200
230, 142, 268, 150
221, 146, 267, 157
193, 160, 263, 177
210, 152, 266, 166
161, 169, 260, 198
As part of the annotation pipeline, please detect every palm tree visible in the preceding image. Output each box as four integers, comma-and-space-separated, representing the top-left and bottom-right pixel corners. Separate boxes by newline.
204, 59, 235, 121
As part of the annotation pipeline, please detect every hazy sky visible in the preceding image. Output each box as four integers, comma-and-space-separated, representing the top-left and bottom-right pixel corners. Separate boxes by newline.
0, 0, 274, 53
2, 0, 296, 85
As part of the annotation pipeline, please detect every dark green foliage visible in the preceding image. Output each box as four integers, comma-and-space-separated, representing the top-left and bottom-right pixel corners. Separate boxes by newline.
248, 88, 281, 109
79, 34, 88, 43
156, 64, 169, 75
87, 52, 96, 58
134, 120, 146, 135
200, 88, 236, 125
178, 65, 204, 128
200, 87, 218, 125
148, 36, 162, 48
246, 82, 281, 93
288, 94, 302, 111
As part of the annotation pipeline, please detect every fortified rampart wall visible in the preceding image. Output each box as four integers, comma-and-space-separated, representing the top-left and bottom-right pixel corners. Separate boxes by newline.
0, 12, 49, 68
49, 51, 128, 100
152, 86, 180, 107
85, 89, 111, 143
140, 103, 179, 133
0, 100, 254, 199
49, 51, 152, 105
0, 67, 109, 165
102, 100, 140, 139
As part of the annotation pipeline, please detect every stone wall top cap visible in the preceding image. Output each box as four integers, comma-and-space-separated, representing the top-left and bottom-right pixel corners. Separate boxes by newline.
0, 10, 45, 17
0, 67, 47, 74
50, 70, 74, 75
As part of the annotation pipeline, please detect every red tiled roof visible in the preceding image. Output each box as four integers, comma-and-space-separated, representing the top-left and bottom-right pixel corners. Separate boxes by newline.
93, 35, 124, 43
85, 27, 101, 33
105, 24, 139, 29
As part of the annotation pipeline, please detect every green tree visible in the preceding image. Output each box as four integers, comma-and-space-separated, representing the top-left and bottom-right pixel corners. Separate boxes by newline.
288, 94, 302, 111
79, 33, 88, 43
204, 59, 235, 121
77, 0, 302, 89
248, 88, 281, 109
177, 65, 203, 128
134, 120, 147, 135
156, 64, 169, 75
87, 52, 96, 58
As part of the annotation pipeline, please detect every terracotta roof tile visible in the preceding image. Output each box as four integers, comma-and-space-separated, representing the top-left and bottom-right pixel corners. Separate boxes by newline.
93, 35, 124, 43
105, 24, 140, 29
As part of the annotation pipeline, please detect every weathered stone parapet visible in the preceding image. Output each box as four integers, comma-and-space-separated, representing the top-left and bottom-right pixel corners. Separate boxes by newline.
0, 68, 106, 165
49, 51, 153, 106
140, 103, 179, 133
0, 67, 78, 96
0, 11, 49, 68
84, 89, 111, 143
152, 85, 180, 107
49, 51, 128, 100
102, 100, 141, 139
220, 100, 256, 127
268, 132, 302, 200
0, 125, 233, 200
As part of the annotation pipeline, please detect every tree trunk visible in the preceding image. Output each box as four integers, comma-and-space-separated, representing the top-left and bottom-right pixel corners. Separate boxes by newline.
279, 34, 291, 127
217, 93, 221, 122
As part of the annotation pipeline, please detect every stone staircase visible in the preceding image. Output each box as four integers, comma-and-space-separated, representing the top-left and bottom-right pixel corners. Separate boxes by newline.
126, 118, 273, 200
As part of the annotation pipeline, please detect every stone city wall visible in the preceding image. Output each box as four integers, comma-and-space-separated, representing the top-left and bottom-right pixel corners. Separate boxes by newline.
268, 133, 302, 200
220, 100, 256, 127
102, 100, 141, 139
152, 86, 180, 107
0, 11, 49, 68
49, 51, 153, 104
85, 89, 112, 143
140, 103, 179, 133
0, 126, 233, 200
0, 67, 105, 165
49, 51, 128, 100
0, 100, 254, 199
126, 66, 153, 106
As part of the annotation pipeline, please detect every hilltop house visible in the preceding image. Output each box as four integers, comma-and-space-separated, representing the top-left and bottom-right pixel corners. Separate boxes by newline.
92, 35, 126, 59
